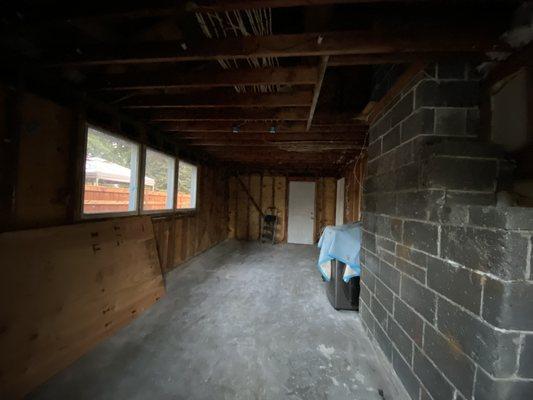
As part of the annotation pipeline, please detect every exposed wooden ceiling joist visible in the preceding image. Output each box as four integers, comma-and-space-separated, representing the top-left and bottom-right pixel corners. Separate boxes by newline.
143, 107, 310, 121
92, 66, 318, 90
119, 90, 314, 108
157, 121, 367, 132
46, 29, 504, 67
177, 132, 366, 141
5, 0, 431, 24
307, 55, 329, 130
328, 52, 487, 66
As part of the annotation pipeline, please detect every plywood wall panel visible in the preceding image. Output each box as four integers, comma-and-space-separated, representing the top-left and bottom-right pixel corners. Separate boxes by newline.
228, 177, 237, 239
273, 176, 287, 243
0, 216, 165, 399
14, 93, 75, 229
236, 176, 249, 240
248, 174, 262, 241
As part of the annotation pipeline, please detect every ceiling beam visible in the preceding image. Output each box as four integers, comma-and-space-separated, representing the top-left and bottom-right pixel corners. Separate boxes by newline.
307, 56, 329, 130
328, 52, 488, 66
6, 1, 428, 25
178, 132, 366, 141
92, 66, 318, 90
120, 90, 314, 108
46, 29, 505, 67
157, 121, 367, 132
143, 107, 310, 121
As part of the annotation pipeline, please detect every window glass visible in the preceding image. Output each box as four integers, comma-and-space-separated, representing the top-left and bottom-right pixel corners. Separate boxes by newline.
176, 161, 197, 209
83, 127, 139, 214
143, 148, 175, 211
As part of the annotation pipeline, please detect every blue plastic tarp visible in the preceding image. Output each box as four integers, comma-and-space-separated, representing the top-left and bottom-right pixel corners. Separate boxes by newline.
317, 222, 362, 282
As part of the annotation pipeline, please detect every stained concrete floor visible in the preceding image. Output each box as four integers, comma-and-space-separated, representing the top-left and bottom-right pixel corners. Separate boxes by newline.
30, 240, 408, 400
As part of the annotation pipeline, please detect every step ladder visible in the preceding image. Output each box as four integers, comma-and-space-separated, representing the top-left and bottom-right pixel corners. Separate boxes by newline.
260, 207, 278, 244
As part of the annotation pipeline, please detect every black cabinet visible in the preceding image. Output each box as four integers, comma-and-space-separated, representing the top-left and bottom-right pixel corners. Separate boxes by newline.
326, 260, 360, 311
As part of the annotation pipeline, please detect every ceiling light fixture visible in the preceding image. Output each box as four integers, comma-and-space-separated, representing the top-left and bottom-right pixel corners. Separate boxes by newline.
269, 125, 277, 134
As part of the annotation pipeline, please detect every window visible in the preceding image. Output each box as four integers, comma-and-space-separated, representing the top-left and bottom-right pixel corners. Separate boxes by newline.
82, 127, 140, 215
176, 161, 197, 210
142, 148, 175, 211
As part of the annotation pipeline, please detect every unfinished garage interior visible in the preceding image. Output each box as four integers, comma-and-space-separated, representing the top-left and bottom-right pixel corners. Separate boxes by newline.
1, 0, 533, 399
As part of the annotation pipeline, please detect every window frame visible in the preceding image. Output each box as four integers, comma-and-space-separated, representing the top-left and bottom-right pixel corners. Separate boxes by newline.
175, 160, 199, 212
80, 124, 141, 220
140, 145, 177, 215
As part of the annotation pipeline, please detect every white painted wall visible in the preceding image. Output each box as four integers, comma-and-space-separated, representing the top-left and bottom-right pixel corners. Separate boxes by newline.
335, 178, 345, 226
287, 181, 316, 244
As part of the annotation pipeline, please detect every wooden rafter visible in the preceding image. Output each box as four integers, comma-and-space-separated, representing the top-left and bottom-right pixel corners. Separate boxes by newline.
156, 121, 367, 132
92, 67, 318, 90
45, 29, 505, 67
120, 90, 314, 109
143, 107, 310, 121
307, 56, 329, 131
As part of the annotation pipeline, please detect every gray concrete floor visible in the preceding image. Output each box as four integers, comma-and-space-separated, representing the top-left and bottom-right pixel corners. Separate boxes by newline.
30, 240, 408, 400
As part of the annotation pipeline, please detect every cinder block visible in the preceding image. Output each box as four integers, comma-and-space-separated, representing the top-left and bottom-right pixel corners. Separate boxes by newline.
379, 259, 401, 294
395, 163, 420, 191
371, 113, 391, 142
435, 108, 467, 136
441, 226, 529, 280
361, 267, 376, 293
423, 324, 476, 398
468, 206, 533, 231
375, 215, 392, 238
367, 138, 382, 161
403, 220, 439, 255
394, 140, 414, 168
360, 302, 375, 334
389, 91, 414, 128
474, 367, 533, 400
482, 279, 533, 331
382, 125, 401, 153
375, 192, 396, 215
444, 191, 495, 206
394, 297, 424, 346
396, 190, 444, 220
392, 347, 420, 400
363, 230, 377, 254
437, 297, 520, 378
371, 294, 388, 327
396, 244, 428, 269
388, 317, 414, 364
360, 283, 371, 306
400, 275, 437, 323
401, 108, 435, 142
375, 319, 393, 361
415, 80, 479, 108
376, 236, 396, 253
427, 257, 482, 314
421, 156, 497, 192
390, 218, 403, 242
518, 335, 533, 379
396, 257, 426, 284
364, 250, 380, 276
413, 347, 454, 400
375, 278, 394, 312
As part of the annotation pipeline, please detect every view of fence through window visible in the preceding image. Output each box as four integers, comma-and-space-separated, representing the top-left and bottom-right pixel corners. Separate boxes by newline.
176, 161, 197, 209
143, 149, 175, 211
82, 127, 197, 215
83, 127, 139, 214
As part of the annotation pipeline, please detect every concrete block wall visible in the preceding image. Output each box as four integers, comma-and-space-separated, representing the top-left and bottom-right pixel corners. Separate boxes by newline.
360, 63, 533, 400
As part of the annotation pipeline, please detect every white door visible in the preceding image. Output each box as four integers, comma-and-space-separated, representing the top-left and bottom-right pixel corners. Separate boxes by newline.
335, 178, 345, 226
288, 181, 316, 244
